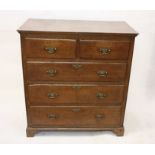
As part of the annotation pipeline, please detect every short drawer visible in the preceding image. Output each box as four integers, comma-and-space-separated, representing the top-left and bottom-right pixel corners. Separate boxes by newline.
28, 84, 125, 106
29, 106, 121, 128
26, 62, 127, 82
79, 40, 130, 60
24, 38, 76, 59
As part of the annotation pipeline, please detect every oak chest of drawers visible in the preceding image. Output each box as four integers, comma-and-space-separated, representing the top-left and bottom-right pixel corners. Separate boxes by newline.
18, 19, 137, 137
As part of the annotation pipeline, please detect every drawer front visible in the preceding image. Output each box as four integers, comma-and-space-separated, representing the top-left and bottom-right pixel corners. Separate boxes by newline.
26, 62, 127, 82
29, 106, 121, 128
24, 38, 76, 58
28, 84, 124, 106
79, 40, 130, 60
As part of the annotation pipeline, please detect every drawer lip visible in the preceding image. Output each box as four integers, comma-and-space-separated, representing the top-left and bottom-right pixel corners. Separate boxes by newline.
25, 37, 76, 41
29, 106, 122, 128
26, 59, 127, 64
27, 84, 125, 106
28, 83, 125, 86
79, 39, 130, 42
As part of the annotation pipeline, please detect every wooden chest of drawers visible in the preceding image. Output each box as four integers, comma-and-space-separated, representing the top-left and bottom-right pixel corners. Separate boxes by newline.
18, 19, 137, 137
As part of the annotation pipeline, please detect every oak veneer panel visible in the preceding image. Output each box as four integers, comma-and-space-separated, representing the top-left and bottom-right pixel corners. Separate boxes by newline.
79, 40, 130, 60
24, 38, 76, 59
26, 62, 127, 82
29, 106, 121, 128
28, 84, 124, 106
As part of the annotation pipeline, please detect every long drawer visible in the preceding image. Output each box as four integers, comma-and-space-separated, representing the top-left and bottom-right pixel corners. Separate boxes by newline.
26, 62, 127, 82
28, 84, 125, 106
29, 106, 121, 128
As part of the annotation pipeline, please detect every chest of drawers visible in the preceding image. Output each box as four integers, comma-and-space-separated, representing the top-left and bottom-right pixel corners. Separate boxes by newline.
18, 19, 137, 137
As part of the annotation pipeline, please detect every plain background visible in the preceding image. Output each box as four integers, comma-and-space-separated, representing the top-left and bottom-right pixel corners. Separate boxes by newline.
0, 10, 155, 143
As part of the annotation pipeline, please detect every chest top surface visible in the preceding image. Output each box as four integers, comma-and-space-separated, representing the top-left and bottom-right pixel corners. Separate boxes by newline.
18, 19, 137, 35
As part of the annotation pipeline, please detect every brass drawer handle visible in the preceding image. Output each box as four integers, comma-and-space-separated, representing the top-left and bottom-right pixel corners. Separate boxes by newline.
99, 48, 111, 55
44, 47, 57, 54
72, 64, 82, 70
48, 92, 59, 99
96, 114, 105, 120
48, 114, 57, 119
47, 69, 57, 77
72, 108, 81, 112
96, 92, 107, 99
97, 70, 108, 77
